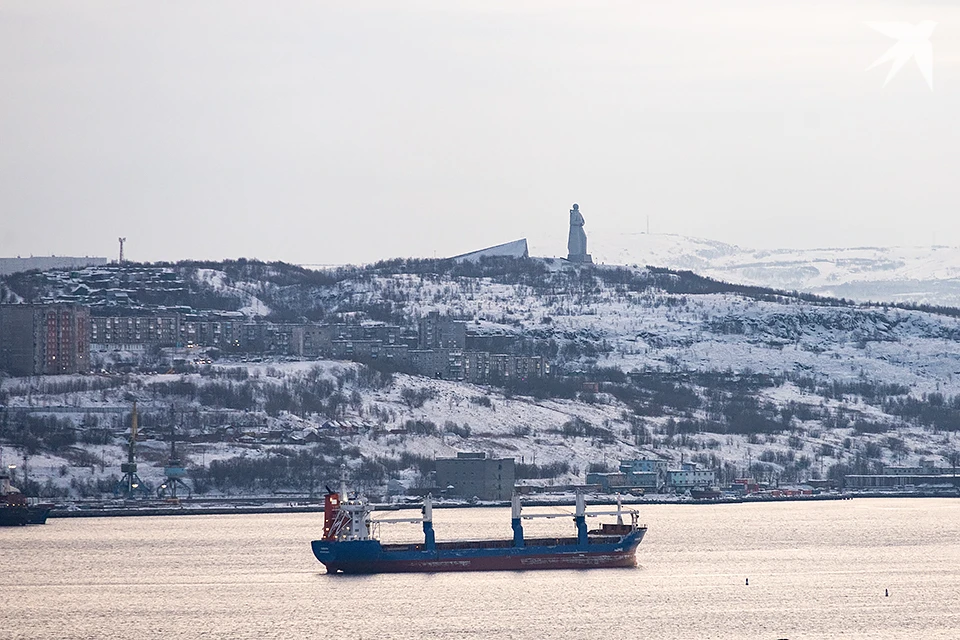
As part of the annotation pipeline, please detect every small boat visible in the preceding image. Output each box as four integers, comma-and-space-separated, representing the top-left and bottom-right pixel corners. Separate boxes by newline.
690, 487, 723, 500
311, 481, 647, 574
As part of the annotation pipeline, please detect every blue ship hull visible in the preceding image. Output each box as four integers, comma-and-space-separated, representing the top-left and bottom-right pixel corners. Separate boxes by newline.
312, 528, 646, 574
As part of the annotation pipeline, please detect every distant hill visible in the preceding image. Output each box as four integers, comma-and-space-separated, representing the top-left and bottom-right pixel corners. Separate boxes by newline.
0, 256, 108, 276
578, 231, 960, 307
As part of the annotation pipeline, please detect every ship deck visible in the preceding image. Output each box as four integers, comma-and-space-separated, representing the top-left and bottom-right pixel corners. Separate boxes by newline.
380, 532, 638, 553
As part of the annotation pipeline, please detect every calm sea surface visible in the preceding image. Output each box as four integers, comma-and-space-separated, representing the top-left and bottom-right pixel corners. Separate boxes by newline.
3, 498, 960, 640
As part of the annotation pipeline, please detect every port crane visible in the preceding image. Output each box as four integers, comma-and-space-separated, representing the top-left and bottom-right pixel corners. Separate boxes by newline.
157, 423, 192, 501
116, 402, 151, 498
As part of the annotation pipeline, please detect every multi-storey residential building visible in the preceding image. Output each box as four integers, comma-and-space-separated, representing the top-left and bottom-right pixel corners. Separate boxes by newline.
178, 313, 245, 349
292, 323, 404, 358
418, 312, 466, 349
89, 315, 180, 349
330, 338, 384, 360
462, 350, 492, 383
294, 324, 338, 357
489, 354, 546, 382
0, 304, 90, 375
408, 348, 463, 379
239, 322, 298, 354
7, 301, 550, 384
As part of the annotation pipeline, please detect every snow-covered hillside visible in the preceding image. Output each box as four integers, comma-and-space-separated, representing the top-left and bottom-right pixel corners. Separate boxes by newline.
7, 257, 960, 499
4, 256, 960, 499
576, 231, 960, 307
0, 362, 661, 497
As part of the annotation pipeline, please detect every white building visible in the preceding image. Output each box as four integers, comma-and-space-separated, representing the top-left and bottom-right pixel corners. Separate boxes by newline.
667, 469, 716, 489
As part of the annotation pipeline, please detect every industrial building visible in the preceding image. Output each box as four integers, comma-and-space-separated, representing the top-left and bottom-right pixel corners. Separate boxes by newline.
620, 458, 670, 491
588, 458, 715, 493
844, 462, 960, 489
435, 452, 515, 501
667, 468, 717, 490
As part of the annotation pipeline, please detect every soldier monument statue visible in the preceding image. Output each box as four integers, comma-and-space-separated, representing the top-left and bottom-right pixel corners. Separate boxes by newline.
567, 203, 593, 264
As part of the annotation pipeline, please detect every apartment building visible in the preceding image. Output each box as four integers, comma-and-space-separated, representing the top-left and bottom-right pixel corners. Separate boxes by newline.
0, 304, 90, 375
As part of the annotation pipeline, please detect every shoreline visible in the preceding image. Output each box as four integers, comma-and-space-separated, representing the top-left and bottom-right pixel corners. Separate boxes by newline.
45, 489, 957, 519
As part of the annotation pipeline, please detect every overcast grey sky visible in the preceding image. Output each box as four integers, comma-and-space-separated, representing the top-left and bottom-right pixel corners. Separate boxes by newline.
1, 1, 958, 264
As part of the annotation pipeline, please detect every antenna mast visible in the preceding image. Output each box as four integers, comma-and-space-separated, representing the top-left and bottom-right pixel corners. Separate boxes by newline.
118, 237, 126, 263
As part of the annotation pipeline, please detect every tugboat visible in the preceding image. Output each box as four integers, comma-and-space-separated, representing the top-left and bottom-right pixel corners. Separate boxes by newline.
311, 480, 646, 574
0, 470, 51, 526
1, 470, 30, 526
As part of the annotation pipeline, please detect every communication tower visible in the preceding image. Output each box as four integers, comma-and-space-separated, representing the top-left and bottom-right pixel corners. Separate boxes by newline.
118, 237, 126, 263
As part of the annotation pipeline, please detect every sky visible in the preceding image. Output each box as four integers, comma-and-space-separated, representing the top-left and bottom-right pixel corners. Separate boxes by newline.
1, 0, 959, 265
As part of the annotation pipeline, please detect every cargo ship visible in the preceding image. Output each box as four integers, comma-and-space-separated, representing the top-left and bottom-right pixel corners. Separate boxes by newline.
311, 483, 646, 574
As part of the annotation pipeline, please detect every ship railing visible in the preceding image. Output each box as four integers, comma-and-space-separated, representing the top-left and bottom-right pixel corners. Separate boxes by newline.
373, 515, 425, 524
520, 512, 571, 520
583, 508, 638, 517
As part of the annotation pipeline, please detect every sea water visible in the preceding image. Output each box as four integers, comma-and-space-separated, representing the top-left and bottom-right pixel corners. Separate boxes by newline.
3, 498, 960, 639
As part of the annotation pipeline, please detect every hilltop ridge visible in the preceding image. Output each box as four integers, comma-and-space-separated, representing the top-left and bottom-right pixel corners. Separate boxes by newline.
573, 231, 960, 307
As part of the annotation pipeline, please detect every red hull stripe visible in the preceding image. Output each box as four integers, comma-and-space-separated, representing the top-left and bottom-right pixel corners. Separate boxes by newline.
326, 551, 638, 574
